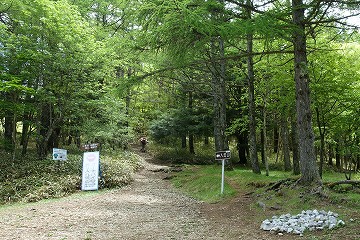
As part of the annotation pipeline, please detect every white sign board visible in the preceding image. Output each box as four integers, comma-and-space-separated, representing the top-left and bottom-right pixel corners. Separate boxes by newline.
53, 148, 67, 161
81, 151, 100, 191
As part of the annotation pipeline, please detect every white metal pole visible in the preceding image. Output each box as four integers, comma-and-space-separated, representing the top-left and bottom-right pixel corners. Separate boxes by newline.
221, 160, 225, 194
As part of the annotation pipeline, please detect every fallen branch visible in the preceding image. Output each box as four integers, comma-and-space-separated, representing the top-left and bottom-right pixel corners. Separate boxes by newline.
266, 178, 297, 191
327, 180, 360, 189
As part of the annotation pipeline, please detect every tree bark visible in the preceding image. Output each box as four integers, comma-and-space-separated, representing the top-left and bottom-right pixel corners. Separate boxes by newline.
335, 140, 341, 170
182, 135, 187, 148
291, 117, 300, 175
292, 0, 321, 185
273, 126, 279, 153
236, 131, 248, 165
211, 37, 228, 152
246, 1, 261, 174
4, 114, 14, 152
262, 108, 269, 176
328, 145, 333, 166
315, 107, 326, 178
36, 103, 62, 159
188, 91, 195, 154
281, 117, 292, 171
20, 112, 32, 155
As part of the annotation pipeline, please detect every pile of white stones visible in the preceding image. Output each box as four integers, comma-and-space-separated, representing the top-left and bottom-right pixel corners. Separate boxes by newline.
260, 209, 345, 235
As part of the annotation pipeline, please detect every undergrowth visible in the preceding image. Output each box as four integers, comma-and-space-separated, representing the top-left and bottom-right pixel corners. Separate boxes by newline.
171, 164, 360, 239
0, 148, 142, 205
150, 143, 238, 165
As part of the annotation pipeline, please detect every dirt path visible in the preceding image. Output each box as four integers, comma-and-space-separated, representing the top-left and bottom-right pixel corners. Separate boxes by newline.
0, 153, 298, 240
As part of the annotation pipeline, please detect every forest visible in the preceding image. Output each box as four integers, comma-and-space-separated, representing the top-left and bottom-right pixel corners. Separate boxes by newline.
1, 0, 360, 200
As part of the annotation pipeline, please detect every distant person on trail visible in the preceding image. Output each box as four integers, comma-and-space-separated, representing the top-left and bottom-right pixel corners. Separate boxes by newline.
140, 137, 148, 152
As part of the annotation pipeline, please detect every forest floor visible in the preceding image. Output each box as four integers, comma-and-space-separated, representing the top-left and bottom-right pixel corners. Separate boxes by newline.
0, 148, 357, 240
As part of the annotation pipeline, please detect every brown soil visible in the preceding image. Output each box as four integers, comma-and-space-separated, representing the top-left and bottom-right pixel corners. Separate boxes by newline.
0, 150, 357, 240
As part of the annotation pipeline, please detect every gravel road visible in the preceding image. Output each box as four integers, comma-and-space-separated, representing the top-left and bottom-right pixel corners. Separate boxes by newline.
0, 157, 299, 240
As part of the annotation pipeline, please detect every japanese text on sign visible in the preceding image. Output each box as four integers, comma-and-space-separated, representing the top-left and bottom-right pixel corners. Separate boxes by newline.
81, 151, 100, 191
215, 150, 231, 160
53, 148, 67, 161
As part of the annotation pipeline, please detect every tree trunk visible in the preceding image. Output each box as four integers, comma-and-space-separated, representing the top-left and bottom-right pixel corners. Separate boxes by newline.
315, 107, 326, 178
335, 140, 341, 170
291, 117, 300, 175
188, 91, 195, 154
236, 131, 248, 165
211, 37, 228, 152
182, 135, 187, 148
4, 114, 14, 152
260, 128, 265, 164
246, 2, 261, 174
328, 145, 333, 166
21, 113, 32, 156
273, 126, 279, 153
204, 136, 209, 145
281, 117, 292, 171
37, 103, 61, 159
37, 104, 51, 158
262, 107, 269, 176
189, 134, 195, 154
292, 0, 321, 185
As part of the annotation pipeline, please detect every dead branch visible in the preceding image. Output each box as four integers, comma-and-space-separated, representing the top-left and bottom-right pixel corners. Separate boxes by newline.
327, 180, 360, 189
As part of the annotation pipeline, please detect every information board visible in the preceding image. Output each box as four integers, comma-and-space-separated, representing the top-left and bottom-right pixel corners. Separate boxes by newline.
80, 143, 100, 151
81, 151, 100, 191
52, 148, 67, 161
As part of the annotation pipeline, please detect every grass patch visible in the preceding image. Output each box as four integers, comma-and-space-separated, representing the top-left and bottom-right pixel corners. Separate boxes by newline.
171, 163, 360, 212
172, 165, 237, 202
171, 163, 360, 239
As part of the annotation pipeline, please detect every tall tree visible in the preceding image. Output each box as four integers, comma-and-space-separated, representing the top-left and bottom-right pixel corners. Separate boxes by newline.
292, 0, 321, 185
245, 0, 261, 174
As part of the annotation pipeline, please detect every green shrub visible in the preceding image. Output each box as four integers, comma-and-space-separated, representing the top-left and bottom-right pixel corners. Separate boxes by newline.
0, 149, 143, 205
100, 150, 143, 188
151, 144, 216, 165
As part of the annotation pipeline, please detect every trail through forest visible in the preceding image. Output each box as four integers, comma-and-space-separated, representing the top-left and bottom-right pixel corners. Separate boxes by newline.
0, 150, 300, 240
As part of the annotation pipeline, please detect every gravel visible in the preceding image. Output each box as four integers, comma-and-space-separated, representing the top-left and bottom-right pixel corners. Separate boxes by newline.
260, 209, 345, 235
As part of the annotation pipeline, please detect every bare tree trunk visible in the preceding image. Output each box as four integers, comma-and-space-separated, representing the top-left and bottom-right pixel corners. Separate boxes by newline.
4, 114, 14, 152
211, 37, 228, 152
188, 91, 195, 154
315, 107, 326, 178
273, 126, 279, 153
236, 131, 248, 165
21, 111, 32, 155
189, 134, 195, 154
4, 91, 16, 153
204, 136, 209, 145
182, 135, 187, 148
335, 140, 341, 170
262, 106, 269, 176
291, 117, 300, 175
261, 128, 265, 164
281, 116, 291, 171
292, 0, 321, 185
328, 144, 333, 166
246, 0, 261, 174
